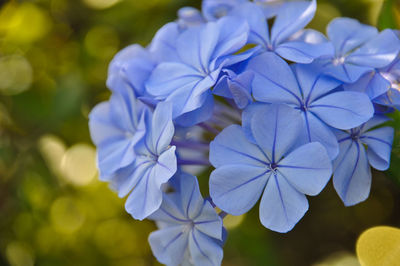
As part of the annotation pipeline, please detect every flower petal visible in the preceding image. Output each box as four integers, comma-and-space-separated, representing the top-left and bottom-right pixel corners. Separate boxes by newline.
277, 142, 332, 196
210, 164, 271, 215
275, 41, 333, 63
259, 174, 308, 233
149, 226, 189, 266
333, 140, 371, 206
189, 229, 224, 266
271, 0, 316, 45
251, 104, 304, 162
310, 91, 374, 129
361, 127, 394, 171
210, 124, 268, 167
249, 52, 302, 105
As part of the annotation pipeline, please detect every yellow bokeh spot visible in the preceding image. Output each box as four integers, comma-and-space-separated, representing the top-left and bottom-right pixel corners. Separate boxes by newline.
5, 241, 34, 266
84, 25, 120, 60
313, 252, 360, 266
0, 2, 51, 43
38, 134, 66, 177
83, 0, 121, 10
223, 214, 245, 230
356, 226, 400, 266
94, 219, 144, 258
60, 143, 97, 186
50, 197, 86, 234
0, 55, 32, 95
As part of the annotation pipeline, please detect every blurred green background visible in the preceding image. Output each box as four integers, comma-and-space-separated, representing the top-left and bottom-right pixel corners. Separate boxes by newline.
0, 0, 400, 265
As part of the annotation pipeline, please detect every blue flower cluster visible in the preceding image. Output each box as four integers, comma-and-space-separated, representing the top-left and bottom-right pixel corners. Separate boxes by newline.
89, 0, 400, 265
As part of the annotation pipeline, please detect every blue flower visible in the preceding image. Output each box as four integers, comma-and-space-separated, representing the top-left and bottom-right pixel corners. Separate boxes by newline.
333, 115, 394, 206
149, 172, 224, 266
246, 52, 374, 159
120, 101, 177, 220
213, 69, 254, 109
317, 18, 400, 83
177, 7, 205, 28
231, 0, 332, 63
209, 104, 332, 232
344, 54, 400, 110
107, 44, 156, 97
146, 16, 250, 122
89, 87, 149, 180
202, 0, 248, 21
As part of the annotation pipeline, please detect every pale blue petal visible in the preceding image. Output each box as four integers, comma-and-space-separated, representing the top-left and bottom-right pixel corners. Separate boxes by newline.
291, 29, 329, 44
146, 62, 203, 99
210, 164, 271, 215
293, 63, 341, 102
361, 115, 392, 132
241, 102, 270, 144
213, 16, 249, 58
149, 22, 180, 62
148, 194, 188, 224
179, 173, 204, 220
174, 91, 214, 127
251, 104, 304, 161
202, 0, 247, 21
125, 147, 177, 220
259, 174, 308, 233
302, 112, 339, 160
361, 127, 394, 171
230, 2, 270, 47
149, 226, 189, 266
327, 18, 377, 56
194, 203, 223, 240
210, 124, 268, 167
322, 62, 372, 83
277, 142, 332, 196
178, 7, 205, 28
177, 23, 219, 72
249, 52, 302, 105
347, 29, 400, 68
271, 0, 316, 45
275, 41, 333, 63
310, 91, 374, 129
333, 140, 371, 206
343, 71, 391, 100
189, 229, 223, 266
151, 102, 175, 154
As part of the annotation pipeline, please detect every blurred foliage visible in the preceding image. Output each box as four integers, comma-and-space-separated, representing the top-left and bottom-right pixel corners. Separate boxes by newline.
0, 0, 399, 266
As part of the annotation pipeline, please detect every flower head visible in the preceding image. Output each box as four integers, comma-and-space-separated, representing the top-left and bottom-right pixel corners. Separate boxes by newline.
317, 18, 400, 83
149, 172, 224, 266
333, 115, 394, 206
246, 52, 374, 159
209, 104, 332, 232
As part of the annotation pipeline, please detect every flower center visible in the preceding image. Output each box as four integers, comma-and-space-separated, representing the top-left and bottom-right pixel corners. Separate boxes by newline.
333, 56, 346, 66
269, 162, 278, 172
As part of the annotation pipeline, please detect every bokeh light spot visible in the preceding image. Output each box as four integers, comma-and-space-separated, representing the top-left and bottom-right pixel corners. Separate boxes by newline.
84, 25, 120, 60
0, 55, 33, 95
60, 143, 97, 186
5, 241, 34, 266
50, 197, 86, 234
83, 0, 121, 10
38, 134, 66, 177
356, 226, 400, 266
224, 214, 246, 230
0, 2, 51, 43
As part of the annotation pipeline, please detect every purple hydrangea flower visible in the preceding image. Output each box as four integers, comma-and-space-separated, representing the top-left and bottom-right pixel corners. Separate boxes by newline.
333, 115, 394, 206
317, 18, 400, 83
246, 52, 374, 159
209, 104, 332, 232
149, 172, 224, 266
